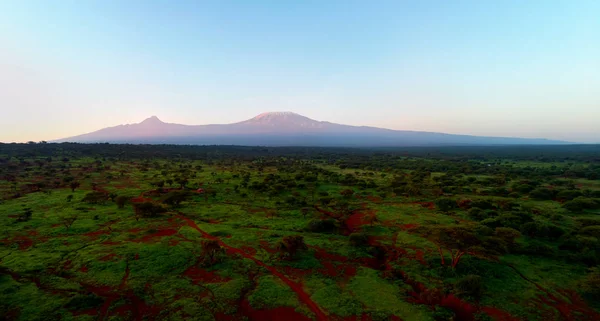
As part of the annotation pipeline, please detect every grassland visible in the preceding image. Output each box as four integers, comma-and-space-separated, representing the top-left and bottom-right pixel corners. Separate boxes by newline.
1, 143, 599, 321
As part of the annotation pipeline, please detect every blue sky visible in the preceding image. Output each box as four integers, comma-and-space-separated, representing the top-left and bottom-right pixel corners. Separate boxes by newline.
1, 0, 598, 142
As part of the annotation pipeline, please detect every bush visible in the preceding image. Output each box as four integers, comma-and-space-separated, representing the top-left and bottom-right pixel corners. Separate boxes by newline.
576, 218, 600, 227
81, 191, 108, 204
276, 235, 307, 260
432, 307, 455, 321
529, 188, 554, 200
471, 200, 495, 210
307, 219, 337, 233
518, 241, 556, 257
556, 189, 583, 201
468, 208, 486, 221
349, 232, 369, 247
133, 201, 167, 219
115, 196, 128, 209
436, 198, 457, 212
580, 226, 600, 238
454, 275, 484, 300
563, 197, 600, 213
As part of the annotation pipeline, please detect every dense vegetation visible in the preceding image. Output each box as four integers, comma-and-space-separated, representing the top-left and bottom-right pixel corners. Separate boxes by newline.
1, 143, 600, 321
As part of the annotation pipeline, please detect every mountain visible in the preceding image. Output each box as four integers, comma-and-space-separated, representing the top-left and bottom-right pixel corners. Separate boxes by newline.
55, 112, 569, 146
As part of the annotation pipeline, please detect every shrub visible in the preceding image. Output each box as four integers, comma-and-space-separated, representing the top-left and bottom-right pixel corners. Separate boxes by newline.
115, 196, 128, 209
580, 267, 600, 297
436, 198, 457, 212
529, 188, 554, 200
468, 208, 486, 221
494, 227, 521, 246
307, 219, 337, 233
556, 189, 583, 201
563, 197, 600, 213
576, 218, 600, 227
471, 200, 495, 210
133, 202, 167, 219
276, 235, 307, 260
518, 241, 556, 257
200, 240, 225, 266
454, 275, 484, 300
580, 226, 600, 238
82, 191, 108, 204
432, 307, 455, 321
349, 233, 369, 247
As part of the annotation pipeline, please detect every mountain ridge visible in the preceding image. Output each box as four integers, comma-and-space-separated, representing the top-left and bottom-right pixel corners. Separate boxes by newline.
54, 112, 570, 146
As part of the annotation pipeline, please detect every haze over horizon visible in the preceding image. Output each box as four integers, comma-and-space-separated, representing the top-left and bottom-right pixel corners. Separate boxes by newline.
1, 1, 599, 143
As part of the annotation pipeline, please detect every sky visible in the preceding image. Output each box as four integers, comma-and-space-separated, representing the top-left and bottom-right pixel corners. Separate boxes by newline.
0, 0, 599, 143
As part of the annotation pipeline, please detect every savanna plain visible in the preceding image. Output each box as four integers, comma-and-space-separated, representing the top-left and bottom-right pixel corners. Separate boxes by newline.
1, 143, 600, 321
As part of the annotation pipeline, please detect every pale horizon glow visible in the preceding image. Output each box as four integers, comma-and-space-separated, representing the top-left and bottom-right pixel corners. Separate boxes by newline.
1, 1, 599, 143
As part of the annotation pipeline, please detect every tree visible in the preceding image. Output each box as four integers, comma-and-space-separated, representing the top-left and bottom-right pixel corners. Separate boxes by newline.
115, 196, 128, 209
349, 232, 369, 247
82, 191, 108, 204
152, 180, 165, 191
276, 235, 308, 260
133, 202, 167, 220
301, 207, 311, 219
200, 239, 225, 266
70, 181, 81, 192
436, 198, 457, 213
162, 191, 191, 207
426, 226, 482, 268
340, 189, 354, 199
59, 214, 78, 230
66, 195, 73, 203
17, 208, 33, 222
454, 275, 484, 300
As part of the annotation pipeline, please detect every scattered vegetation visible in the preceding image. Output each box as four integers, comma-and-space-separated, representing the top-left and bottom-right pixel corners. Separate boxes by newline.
0, 143, 599, 320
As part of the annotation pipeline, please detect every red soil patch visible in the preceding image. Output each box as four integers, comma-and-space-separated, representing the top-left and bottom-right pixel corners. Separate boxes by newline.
414, 249, 427, 265
345, 212, 367, 232
79, 265, 89, 273
481, 307, 520, 321
398, 223, 419, 230
26, 230, 39, 236
2, 236, 35, 250
130, 196, 153, 203
366, 195, 382, 203
99, 253, 118, 262
63, 260, 73, 270
183, 266, 231, 284
134, 228, 178, 243
507, 264, 600, 321
240, 246, 258, 256
259, 240, 278, 254
51, 223, 62, 228
83, 229, 111, 237
412, 202, 435, 210
179, 215, 328, 321
312, 246, 358, 278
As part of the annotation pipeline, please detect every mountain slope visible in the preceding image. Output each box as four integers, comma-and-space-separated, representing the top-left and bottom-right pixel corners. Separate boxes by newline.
55, 112, 569, 146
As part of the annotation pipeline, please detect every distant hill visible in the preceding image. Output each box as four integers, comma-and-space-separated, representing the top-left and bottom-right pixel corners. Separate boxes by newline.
55, 112, 570, 146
